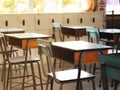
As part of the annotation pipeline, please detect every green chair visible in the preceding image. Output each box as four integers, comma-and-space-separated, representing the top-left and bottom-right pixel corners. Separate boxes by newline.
37, 39, 96, 90
52, 23, 64, 68
99, 54, 120, 90
85, 26, 101, 74
86, 26, 116, 46
52, 23, 64, 42
86, 26, 100, 43
106, 35, 120, 87
109, 35, 120, 55
86, 26, 116, 73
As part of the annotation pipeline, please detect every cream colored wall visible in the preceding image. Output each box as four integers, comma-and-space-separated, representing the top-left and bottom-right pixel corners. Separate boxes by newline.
0, 12, 104, 35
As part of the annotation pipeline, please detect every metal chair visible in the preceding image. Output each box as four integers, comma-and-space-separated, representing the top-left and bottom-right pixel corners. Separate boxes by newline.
86, 26, 116, 46
86, 26, 101, 74
38, 39, 96, 90
52, 23, 64, 42
86, 26, 116, 73
99, 54, 120, 90
86, 26, 100, 44
52, 23, 64, 69
86, 26, 112, 87
0, 34, 20, 90
0, 35, 43, 90
109, 34, 120, 55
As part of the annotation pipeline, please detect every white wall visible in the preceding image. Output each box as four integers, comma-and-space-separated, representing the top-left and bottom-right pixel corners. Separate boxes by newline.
0, 12, 104, 34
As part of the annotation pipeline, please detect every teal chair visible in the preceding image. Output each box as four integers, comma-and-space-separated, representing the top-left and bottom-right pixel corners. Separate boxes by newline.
99, 54, 120, 90
86, 26, 116, 46
37, 39, 96, 90
52, 23, 64, 68
86, 26, 100, 44
52, 23, 64, 42
109, 35, 120, 55
86, 26, 116, 74
85, 26, 101, 74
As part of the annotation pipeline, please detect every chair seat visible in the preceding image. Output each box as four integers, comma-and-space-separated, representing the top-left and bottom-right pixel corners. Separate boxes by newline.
9, 56, 40, 64
99, 38, 115, 44
109, 53, 120, 57
48, 69, 95, 82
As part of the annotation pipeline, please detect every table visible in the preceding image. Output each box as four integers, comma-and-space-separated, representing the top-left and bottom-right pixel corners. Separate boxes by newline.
61, 26, 86, 40
0, 28, 25, 34
0, 28, 26, 46
52, 41, 112, 90
100, 29, 120, 43
5, 33, 51, 49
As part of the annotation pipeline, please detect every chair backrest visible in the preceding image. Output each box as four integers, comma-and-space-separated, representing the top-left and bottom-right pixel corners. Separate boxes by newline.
0, 34, 10, 62
37, 39, 53, 57
99, 54, 120, 81
52, 23, 61, 32
37, 39, 55, 78
52, 23, 63, 41
86, 26, 100, 43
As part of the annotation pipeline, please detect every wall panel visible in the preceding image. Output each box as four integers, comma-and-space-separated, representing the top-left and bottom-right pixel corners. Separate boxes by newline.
0, 12, 104, 34
17, 14, 35, 32
1, 14, 18, 28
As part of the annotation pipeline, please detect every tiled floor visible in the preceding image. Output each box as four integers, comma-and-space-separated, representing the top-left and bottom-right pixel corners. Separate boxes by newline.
0, 36, 119, 90
0, 59, 117, 90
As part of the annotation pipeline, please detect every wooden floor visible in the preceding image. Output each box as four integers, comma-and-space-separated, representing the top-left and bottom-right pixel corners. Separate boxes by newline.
0, 36, 119, 90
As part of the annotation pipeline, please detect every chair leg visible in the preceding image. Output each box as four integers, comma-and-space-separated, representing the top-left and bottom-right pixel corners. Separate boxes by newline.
6, 64, 12, 90
9, 65, 13, 90
36, 62, 43, 90
53, 59, 56, 69
50, 78, 54, 90
46, 77, 51, 90
114, 80, 119, 90
59, 61, 62, 68
14, 64, 18, 73
89, 64, 92, 73
61, 61, 64, 70
93, 63, 97, 75
99, 76, 101, 87
22, 63, 27, 90
6, 64, 10, 90
46, 77, 50, 90
18, 64, 22, 76
76, 81, 82, 90
84, 64, 86, 71
91, 79, 95, 90
102, 75, 109, 90
2, 60, 7, 90
25, 65, 29, 78
30, 63, 36, 90
60, 83, 63, 90
79, 81, 82, 90
110, 79, 114, 87
1, 60, 6, 81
